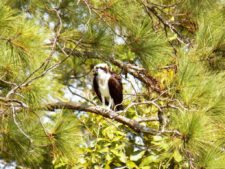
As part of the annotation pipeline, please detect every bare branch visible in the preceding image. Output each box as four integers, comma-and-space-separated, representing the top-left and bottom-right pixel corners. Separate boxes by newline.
108, 56, 162, 93
0, 97, 28, 108
11, 104, 33, 143
68, 85, 97, 106
121, 100, 162, 113
46, 102, 157, 134
45, 101, 181, 137
0, 78, 17, 87
82, 0, 92, 25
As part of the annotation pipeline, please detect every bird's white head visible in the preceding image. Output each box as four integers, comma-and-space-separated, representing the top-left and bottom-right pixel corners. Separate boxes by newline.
93, 63, 110, 76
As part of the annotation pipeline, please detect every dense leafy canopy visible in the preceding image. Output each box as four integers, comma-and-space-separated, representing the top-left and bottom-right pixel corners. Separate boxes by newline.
0, 0, 225, 168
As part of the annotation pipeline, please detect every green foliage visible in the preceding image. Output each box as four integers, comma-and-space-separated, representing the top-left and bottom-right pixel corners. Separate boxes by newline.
49, 112, 82, 167
198, 147, 225, 169
77, 115, 129, 168
0, 2, 17, 30
196, 146, 225, 169
101, 0, 172, 70
51, 112, 82, 157
171, 111, 212, 151
196, 9, 225, 57
0, 0, 225, 168
176, 55, 225, 111
180, 0, 217, 16
126, 20, 172, 70
0, 7, 48, 68
0, 111, 48, 167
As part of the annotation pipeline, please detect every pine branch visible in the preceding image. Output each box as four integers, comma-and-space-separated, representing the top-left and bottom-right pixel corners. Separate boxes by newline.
108, 56, 162, 93
140, 0, 189, 44
45, 101, 181, 136
0, 96, 28, 108
5, 10, 84, 99
5, 8, 63, 99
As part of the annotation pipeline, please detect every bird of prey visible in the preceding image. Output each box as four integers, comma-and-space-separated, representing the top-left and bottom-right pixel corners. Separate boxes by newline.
93, 63, 123, 111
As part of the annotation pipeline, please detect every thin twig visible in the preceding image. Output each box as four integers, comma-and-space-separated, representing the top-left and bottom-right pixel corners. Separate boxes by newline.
11, 104, 33, 143
137, 116, 159, 123
68, 85, 97, 105
0, 79, 17, 87
82, 0, 92, 26
31, 111, 49, 138
120, 100, 162, 113
0, 97, 28, 108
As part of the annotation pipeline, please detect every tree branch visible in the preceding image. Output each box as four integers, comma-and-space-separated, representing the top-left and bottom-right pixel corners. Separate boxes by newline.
0, 97, 28, 108
45, 101, 181, 137
46, 102, 156, 134
11, 104, 33, 144
140, 0, 189, 44
108, 56, 162, 93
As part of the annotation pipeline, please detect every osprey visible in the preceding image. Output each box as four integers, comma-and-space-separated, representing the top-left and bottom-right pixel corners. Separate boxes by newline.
93, 63, 123, 111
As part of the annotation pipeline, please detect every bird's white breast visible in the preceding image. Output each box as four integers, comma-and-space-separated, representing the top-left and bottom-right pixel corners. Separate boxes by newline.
97, 70, 111, 98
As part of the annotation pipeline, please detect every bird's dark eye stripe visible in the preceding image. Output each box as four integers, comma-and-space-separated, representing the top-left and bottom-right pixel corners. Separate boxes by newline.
99, 67, 107, 72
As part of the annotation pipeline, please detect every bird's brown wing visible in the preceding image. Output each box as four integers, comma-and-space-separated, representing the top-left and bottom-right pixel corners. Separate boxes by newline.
108, 74, 123, 110
93, 75, 102, 102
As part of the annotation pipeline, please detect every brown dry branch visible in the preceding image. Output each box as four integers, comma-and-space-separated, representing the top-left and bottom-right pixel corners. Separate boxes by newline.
108, 56, 162, 93
45, 101, 181, 137
0, 97, 28, 108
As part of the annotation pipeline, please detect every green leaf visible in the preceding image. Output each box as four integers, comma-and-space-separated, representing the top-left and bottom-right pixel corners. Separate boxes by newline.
130, 150, 146, 161
139, 155, 158, 166
126, 161, 139, 169
173, 150, 182, 163
152, 135, 163, 141
102, 126, 114, 139
111, 149, 127, 163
